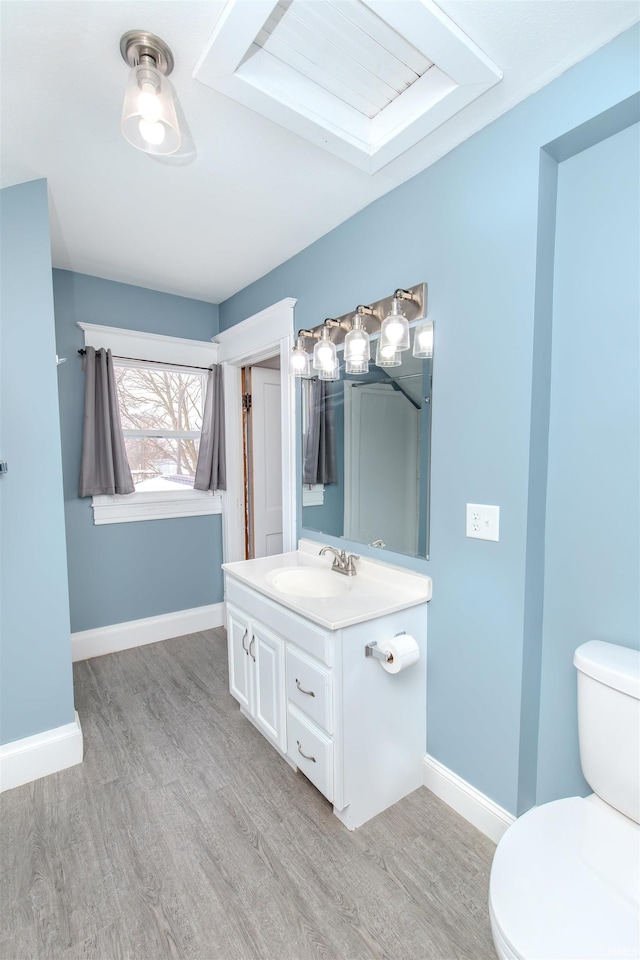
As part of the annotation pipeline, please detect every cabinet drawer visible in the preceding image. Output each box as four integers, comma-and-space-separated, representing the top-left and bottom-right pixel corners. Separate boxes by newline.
287, 706, 333, 802
286, 647, 332, 734
225, 577, 332, 665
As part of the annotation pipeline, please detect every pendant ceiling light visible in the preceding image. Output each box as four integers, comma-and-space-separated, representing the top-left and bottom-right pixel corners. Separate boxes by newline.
120, 31, 181, 156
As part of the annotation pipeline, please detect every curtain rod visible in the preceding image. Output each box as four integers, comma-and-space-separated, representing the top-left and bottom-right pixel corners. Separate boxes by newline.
77, 349, 212, 373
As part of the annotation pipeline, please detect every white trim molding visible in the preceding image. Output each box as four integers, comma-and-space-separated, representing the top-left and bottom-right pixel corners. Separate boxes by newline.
423, 754, 515, 844
71, 603, 224, 662
78, 322, 219, 367
0, 711, 83, 793
194, 0, 501, 173
215, 298, 297, 564
92, 490, 222, 525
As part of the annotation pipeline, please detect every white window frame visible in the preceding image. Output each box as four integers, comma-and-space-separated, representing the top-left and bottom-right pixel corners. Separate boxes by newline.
78, 323, 222, 525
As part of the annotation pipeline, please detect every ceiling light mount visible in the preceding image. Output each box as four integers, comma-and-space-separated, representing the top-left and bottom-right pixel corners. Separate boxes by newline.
120, 31, 174, 76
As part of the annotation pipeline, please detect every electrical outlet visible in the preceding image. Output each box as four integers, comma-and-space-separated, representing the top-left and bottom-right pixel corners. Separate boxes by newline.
466, 503, 500, 541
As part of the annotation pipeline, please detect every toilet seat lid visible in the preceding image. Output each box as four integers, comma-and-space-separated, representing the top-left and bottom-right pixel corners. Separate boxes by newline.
490, 797, 640, 960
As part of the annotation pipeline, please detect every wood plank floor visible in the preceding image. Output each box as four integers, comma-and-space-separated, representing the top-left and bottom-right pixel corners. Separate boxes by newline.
0, 629, 497, 960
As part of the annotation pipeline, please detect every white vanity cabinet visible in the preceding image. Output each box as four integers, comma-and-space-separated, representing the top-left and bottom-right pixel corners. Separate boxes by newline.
223, 548, 432, 830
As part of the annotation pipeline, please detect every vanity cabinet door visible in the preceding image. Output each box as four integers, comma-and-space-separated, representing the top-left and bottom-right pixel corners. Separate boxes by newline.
252, 623, 287, 752
227, 604, 252, 713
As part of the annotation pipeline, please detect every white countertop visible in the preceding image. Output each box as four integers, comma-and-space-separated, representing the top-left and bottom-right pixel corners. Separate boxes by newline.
222, 539, 432, 630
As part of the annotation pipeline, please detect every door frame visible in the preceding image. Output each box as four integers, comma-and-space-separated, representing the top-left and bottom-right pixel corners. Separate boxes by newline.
215, 298, 297, 563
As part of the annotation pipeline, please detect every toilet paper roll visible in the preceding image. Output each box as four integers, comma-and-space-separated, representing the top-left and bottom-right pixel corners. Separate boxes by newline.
380, 634, 420, 674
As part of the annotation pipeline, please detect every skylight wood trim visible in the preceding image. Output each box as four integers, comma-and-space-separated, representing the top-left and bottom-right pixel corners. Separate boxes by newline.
194, 0, 503, 174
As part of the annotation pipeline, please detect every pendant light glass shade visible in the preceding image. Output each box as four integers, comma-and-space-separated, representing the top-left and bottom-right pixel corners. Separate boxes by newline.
122, 63, 181, 155
290, 337, 311, 377
313, 329, 337, 373
413, 320, 434, 359
343, 314, 370, 366
319, 363, 340, 380
375, 338, 401, 367
345, 358, 369, 375
380, 298, 410, 352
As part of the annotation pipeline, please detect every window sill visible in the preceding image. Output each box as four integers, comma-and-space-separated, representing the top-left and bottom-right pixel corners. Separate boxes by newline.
302, 484, 324, 507
91, 490, 223, 525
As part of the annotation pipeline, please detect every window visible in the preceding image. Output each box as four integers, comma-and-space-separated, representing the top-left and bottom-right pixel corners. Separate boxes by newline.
79, 321, 222, 525
116, 361, 205, 491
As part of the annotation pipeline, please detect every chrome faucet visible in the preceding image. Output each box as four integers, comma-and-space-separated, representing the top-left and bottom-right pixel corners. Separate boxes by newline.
319, 546, 359, 576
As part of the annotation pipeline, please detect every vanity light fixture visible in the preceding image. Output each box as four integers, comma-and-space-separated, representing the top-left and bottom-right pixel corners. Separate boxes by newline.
375, 339, 401, 367
290, 334, 311, 377
289, 283, 429, 380
120, 31, 181, 155
344, 312, 370, 375
312, 322, 339, 374
413, 320, 434, 359
379, 297, 410, 353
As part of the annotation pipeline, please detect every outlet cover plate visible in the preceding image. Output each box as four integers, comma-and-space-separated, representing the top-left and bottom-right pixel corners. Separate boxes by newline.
466, 503, 500, 541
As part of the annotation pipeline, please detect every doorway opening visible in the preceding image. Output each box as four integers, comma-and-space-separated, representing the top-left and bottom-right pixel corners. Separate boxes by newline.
215, 297, 297, 566
242, 357, 282, 559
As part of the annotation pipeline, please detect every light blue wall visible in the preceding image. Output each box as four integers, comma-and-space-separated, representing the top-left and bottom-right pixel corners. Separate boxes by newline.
219, 27, 640, 814
536, 122, 640, 803
0, 180, 75, 744
53, 270, 224, 633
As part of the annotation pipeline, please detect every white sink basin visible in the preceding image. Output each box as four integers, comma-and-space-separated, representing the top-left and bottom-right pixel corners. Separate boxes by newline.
267, 566, 351, 598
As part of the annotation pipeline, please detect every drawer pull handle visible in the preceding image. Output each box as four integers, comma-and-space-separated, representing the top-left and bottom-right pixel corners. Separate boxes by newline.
241, 629, 249, 654
295, 678, 315, 698
296, 740, 316, 763
249, 636, 256, 662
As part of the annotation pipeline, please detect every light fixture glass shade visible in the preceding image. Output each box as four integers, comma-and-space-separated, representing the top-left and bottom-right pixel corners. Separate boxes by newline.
122, 63, 181, 155
345, 358, 369, 375
413, 320, 434, 359
313, 332, 337, 373
375, 338, 401, 367
380, 298, 410, 352
343, 315, 370, 365
319, 364, 340, 381
290, 339, 311, 377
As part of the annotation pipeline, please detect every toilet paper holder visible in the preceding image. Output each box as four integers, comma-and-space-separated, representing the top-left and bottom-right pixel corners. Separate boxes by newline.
364, 632, 406, 662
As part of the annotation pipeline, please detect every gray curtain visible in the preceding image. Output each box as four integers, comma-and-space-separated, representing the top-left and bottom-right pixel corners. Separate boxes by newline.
303, 380, 337, 485
194, 365, 226, 492
78, 347, 135, 497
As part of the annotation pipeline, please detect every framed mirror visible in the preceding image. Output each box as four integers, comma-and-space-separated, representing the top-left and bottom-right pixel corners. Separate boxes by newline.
301, 335, 433, 560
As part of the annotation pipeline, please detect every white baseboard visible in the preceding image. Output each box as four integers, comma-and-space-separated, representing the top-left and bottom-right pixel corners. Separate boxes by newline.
72, 603, 224, 662
423, 754, 515, 844
0, 711, 83, 793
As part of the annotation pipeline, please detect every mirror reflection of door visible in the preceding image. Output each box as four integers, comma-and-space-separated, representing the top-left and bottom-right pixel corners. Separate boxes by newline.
344, 381, 420, 555
243, 360, 283, 559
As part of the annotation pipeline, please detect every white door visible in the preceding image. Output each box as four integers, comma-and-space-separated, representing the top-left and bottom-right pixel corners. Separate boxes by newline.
253, 623, 287, 751
249, 366, 283, 558
344, 383, 420, 555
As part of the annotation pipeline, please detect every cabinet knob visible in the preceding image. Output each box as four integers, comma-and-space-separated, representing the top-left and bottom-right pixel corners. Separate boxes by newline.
241, 628, 249, 654
249, 636, 256, 661
295, 678, 315, 697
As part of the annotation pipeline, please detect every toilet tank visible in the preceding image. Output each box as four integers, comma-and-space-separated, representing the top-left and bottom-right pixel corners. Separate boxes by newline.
574, 641, 640, 824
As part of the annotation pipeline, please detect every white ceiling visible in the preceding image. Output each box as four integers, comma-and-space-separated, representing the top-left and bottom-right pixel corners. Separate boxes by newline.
1, 1, 638, 304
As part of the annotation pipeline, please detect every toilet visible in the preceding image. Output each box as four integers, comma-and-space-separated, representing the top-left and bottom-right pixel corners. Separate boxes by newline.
489, 640, 640, 960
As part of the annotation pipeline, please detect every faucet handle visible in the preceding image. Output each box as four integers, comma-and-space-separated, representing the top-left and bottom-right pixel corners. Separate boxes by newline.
345, 553, 359, 574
